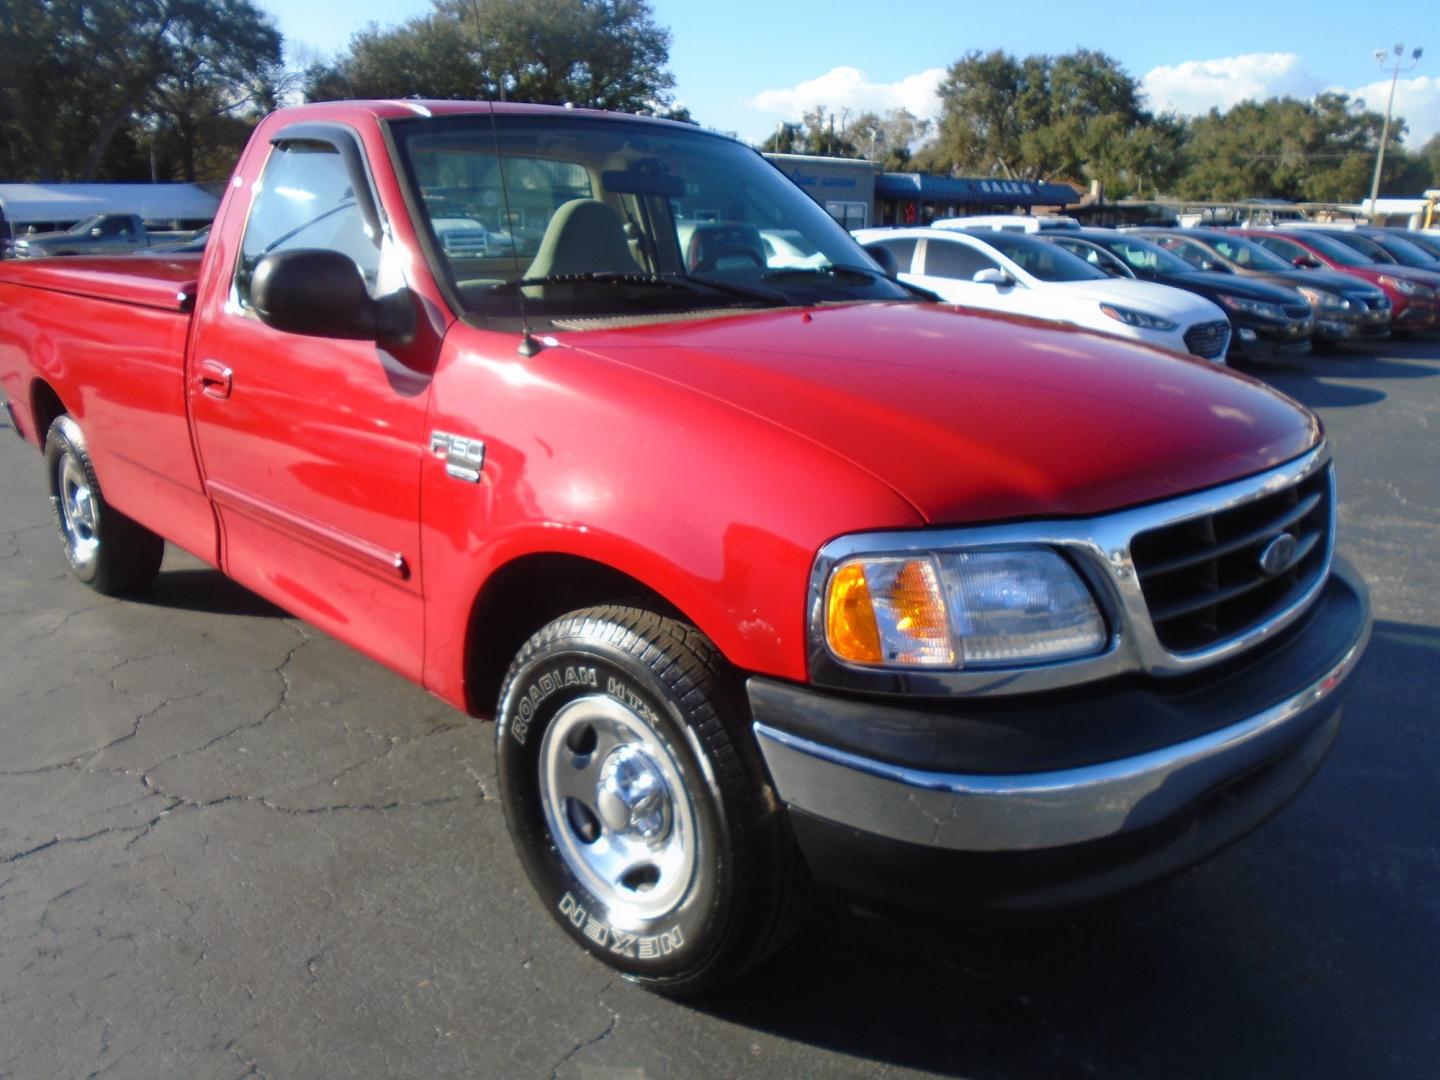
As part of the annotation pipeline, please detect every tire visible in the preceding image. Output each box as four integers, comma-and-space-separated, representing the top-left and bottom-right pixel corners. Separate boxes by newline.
44, 415, 164, 595
496, 605, 808, 995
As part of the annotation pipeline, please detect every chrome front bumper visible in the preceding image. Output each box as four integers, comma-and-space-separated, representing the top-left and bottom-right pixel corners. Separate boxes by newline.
753, 562, 1370, 863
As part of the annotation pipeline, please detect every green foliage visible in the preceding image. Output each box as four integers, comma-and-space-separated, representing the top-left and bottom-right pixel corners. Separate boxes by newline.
926, 48, 1178, 197
0, 0, 282, 181
306, 0, 676, 114
1175, 92, 1399, 202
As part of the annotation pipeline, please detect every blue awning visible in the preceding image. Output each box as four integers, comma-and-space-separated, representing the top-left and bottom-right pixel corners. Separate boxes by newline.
876, 173, 1077, 206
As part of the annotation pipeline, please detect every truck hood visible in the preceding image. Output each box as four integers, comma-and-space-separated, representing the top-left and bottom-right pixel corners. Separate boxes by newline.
558, 302, 1320, 525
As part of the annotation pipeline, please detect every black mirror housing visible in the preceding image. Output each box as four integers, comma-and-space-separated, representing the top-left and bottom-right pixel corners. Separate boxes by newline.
251, 249, 413, 343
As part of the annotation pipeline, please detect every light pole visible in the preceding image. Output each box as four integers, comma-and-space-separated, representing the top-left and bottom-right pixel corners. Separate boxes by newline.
1368, 43, 1423, 217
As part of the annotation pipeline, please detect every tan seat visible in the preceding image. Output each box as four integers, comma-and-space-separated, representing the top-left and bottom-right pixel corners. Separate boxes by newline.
523, 199, 641, 298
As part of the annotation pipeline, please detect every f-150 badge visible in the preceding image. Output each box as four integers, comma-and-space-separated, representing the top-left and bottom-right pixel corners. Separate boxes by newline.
430, 431, 486, 483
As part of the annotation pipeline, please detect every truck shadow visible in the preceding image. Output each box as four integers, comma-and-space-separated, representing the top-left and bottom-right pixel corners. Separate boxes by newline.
698, 619, 1439, 1078
130, 567, 289, 619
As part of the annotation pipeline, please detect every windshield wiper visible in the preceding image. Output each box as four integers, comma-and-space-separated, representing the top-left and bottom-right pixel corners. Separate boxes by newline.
760, 263, 938, 302
679, 274, 791, 305
494, 270, 697, 293
494, 271, 790, 306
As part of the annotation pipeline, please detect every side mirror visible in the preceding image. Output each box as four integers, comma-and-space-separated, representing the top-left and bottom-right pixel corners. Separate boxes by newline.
863, 243, 899, 276
251, 249, 413, 343
973, 267, 1013, 287
90, 228, 102, 238
1293, 256, 1320, 269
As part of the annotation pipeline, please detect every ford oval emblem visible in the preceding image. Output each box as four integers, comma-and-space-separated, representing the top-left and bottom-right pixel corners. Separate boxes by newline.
1259, 533, 1299, 577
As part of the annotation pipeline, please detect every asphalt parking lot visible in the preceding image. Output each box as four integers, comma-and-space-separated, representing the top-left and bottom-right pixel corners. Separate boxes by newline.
2, 338, 1437, 1079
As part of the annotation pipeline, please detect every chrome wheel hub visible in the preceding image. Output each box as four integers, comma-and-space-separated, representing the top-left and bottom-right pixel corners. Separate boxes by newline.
539, 694, 696, 927
57, 454, 99, 567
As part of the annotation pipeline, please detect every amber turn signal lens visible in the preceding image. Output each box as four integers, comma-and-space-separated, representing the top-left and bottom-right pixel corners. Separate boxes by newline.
826, 562, 883, 664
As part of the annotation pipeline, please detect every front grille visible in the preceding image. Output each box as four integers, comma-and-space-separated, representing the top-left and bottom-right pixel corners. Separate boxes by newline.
1183, 320, 1229, 359
1283, 303, 1311, 320
1130, 463, 1332, 653
1365, 295, 1391, 311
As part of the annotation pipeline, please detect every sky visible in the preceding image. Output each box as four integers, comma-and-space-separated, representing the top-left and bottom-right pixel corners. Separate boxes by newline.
260, 0, 1439, 147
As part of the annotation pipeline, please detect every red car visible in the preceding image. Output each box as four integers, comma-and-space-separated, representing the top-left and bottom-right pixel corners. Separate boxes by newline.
1235, 228, 1439, 333
0, 101, 1371, 993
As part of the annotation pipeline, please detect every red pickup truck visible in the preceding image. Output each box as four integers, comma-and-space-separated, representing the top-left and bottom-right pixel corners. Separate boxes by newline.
0, 101, 1371, 994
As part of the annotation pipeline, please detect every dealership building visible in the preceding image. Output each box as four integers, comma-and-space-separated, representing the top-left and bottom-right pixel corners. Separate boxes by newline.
763, 153, 1081, 230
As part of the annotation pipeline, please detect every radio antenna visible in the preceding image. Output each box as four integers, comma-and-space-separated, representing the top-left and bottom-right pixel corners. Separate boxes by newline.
487, 100, 542, 357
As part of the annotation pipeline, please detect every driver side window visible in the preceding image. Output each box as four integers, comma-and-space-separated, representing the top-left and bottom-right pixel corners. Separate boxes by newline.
236, 140, 380, 309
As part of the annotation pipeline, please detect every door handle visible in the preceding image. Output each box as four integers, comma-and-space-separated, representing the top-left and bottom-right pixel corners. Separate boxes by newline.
198, 359, 233, 399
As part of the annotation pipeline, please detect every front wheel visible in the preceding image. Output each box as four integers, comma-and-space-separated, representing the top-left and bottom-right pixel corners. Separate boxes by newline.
496, 606, 807, 995
44, 415, 164, 595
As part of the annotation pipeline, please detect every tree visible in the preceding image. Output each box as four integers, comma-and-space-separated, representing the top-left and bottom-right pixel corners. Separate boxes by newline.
927, 48, 1176, 196
848, 108, 931, 169
306, 0, 677, 114
0, 0, 281, 181
1174, 93, 1402, 202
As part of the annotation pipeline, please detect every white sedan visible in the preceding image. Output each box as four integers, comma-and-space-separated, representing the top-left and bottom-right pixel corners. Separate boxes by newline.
853, 226, 1231, 363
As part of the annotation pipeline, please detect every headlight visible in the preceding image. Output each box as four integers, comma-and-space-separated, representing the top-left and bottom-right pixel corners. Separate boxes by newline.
1099, 303, 1177, 331
1217, 294, 1289, 320
1296, 287, 1344, 311
823, 548, 1107, 669
1379, 275, 1435, 299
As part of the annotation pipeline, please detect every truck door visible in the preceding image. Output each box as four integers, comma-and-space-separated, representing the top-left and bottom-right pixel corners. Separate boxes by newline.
186, 126, 435, 681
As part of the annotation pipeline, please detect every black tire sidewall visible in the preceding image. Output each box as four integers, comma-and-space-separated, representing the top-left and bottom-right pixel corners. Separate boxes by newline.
497, 632, 735, 985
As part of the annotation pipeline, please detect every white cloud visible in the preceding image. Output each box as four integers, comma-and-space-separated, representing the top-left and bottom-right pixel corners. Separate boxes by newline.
1141, 52, 1323, 116
1142, 53, 1440, 146
747, 65, 945, 124
1340, 75, 1440, 146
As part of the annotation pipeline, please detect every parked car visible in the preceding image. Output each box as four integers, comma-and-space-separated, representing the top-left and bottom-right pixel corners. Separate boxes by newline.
0, 100, 1371, 994
1391, 230, 1440, 261
854, 226, 1232, 361
1235, 229, 1439, 335
1126, 228, 1390, 346
1323, 227, 1440, 274
1042, 229, 1317, 359
934, 214, 1082, 234
12, 213, 159, 257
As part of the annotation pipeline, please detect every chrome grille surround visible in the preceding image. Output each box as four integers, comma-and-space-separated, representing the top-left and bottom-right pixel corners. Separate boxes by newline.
806, 444, 1335, 698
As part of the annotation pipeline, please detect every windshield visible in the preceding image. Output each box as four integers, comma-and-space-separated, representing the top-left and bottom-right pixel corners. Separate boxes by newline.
390, 113, 911, 323
1325, 232, 1395, 263
1373, 235, 1437, 267
1198, 233, 1294, 272
1093, 235, 1194, 275
1295, 232, 1373, 267
977, 231, 1107, 282
67, 214, 105, 234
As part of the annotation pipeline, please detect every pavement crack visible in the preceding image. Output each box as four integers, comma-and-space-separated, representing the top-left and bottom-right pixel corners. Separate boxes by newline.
548, 990, 618, 1079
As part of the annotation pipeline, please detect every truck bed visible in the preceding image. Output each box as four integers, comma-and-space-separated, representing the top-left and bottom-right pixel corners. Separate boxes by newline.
0, 253, 201, 312
0, 253, 215, 564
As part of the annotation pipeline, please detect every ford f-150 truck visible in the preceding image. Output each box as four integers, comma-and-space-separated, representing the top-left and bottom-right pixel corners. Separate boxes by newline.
0, 101, 1371, 995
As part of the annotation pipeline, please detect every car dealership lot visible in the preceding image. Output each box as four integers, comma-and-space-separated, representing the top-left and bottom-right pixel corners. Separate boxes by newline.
1, 340, 1437, 1079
